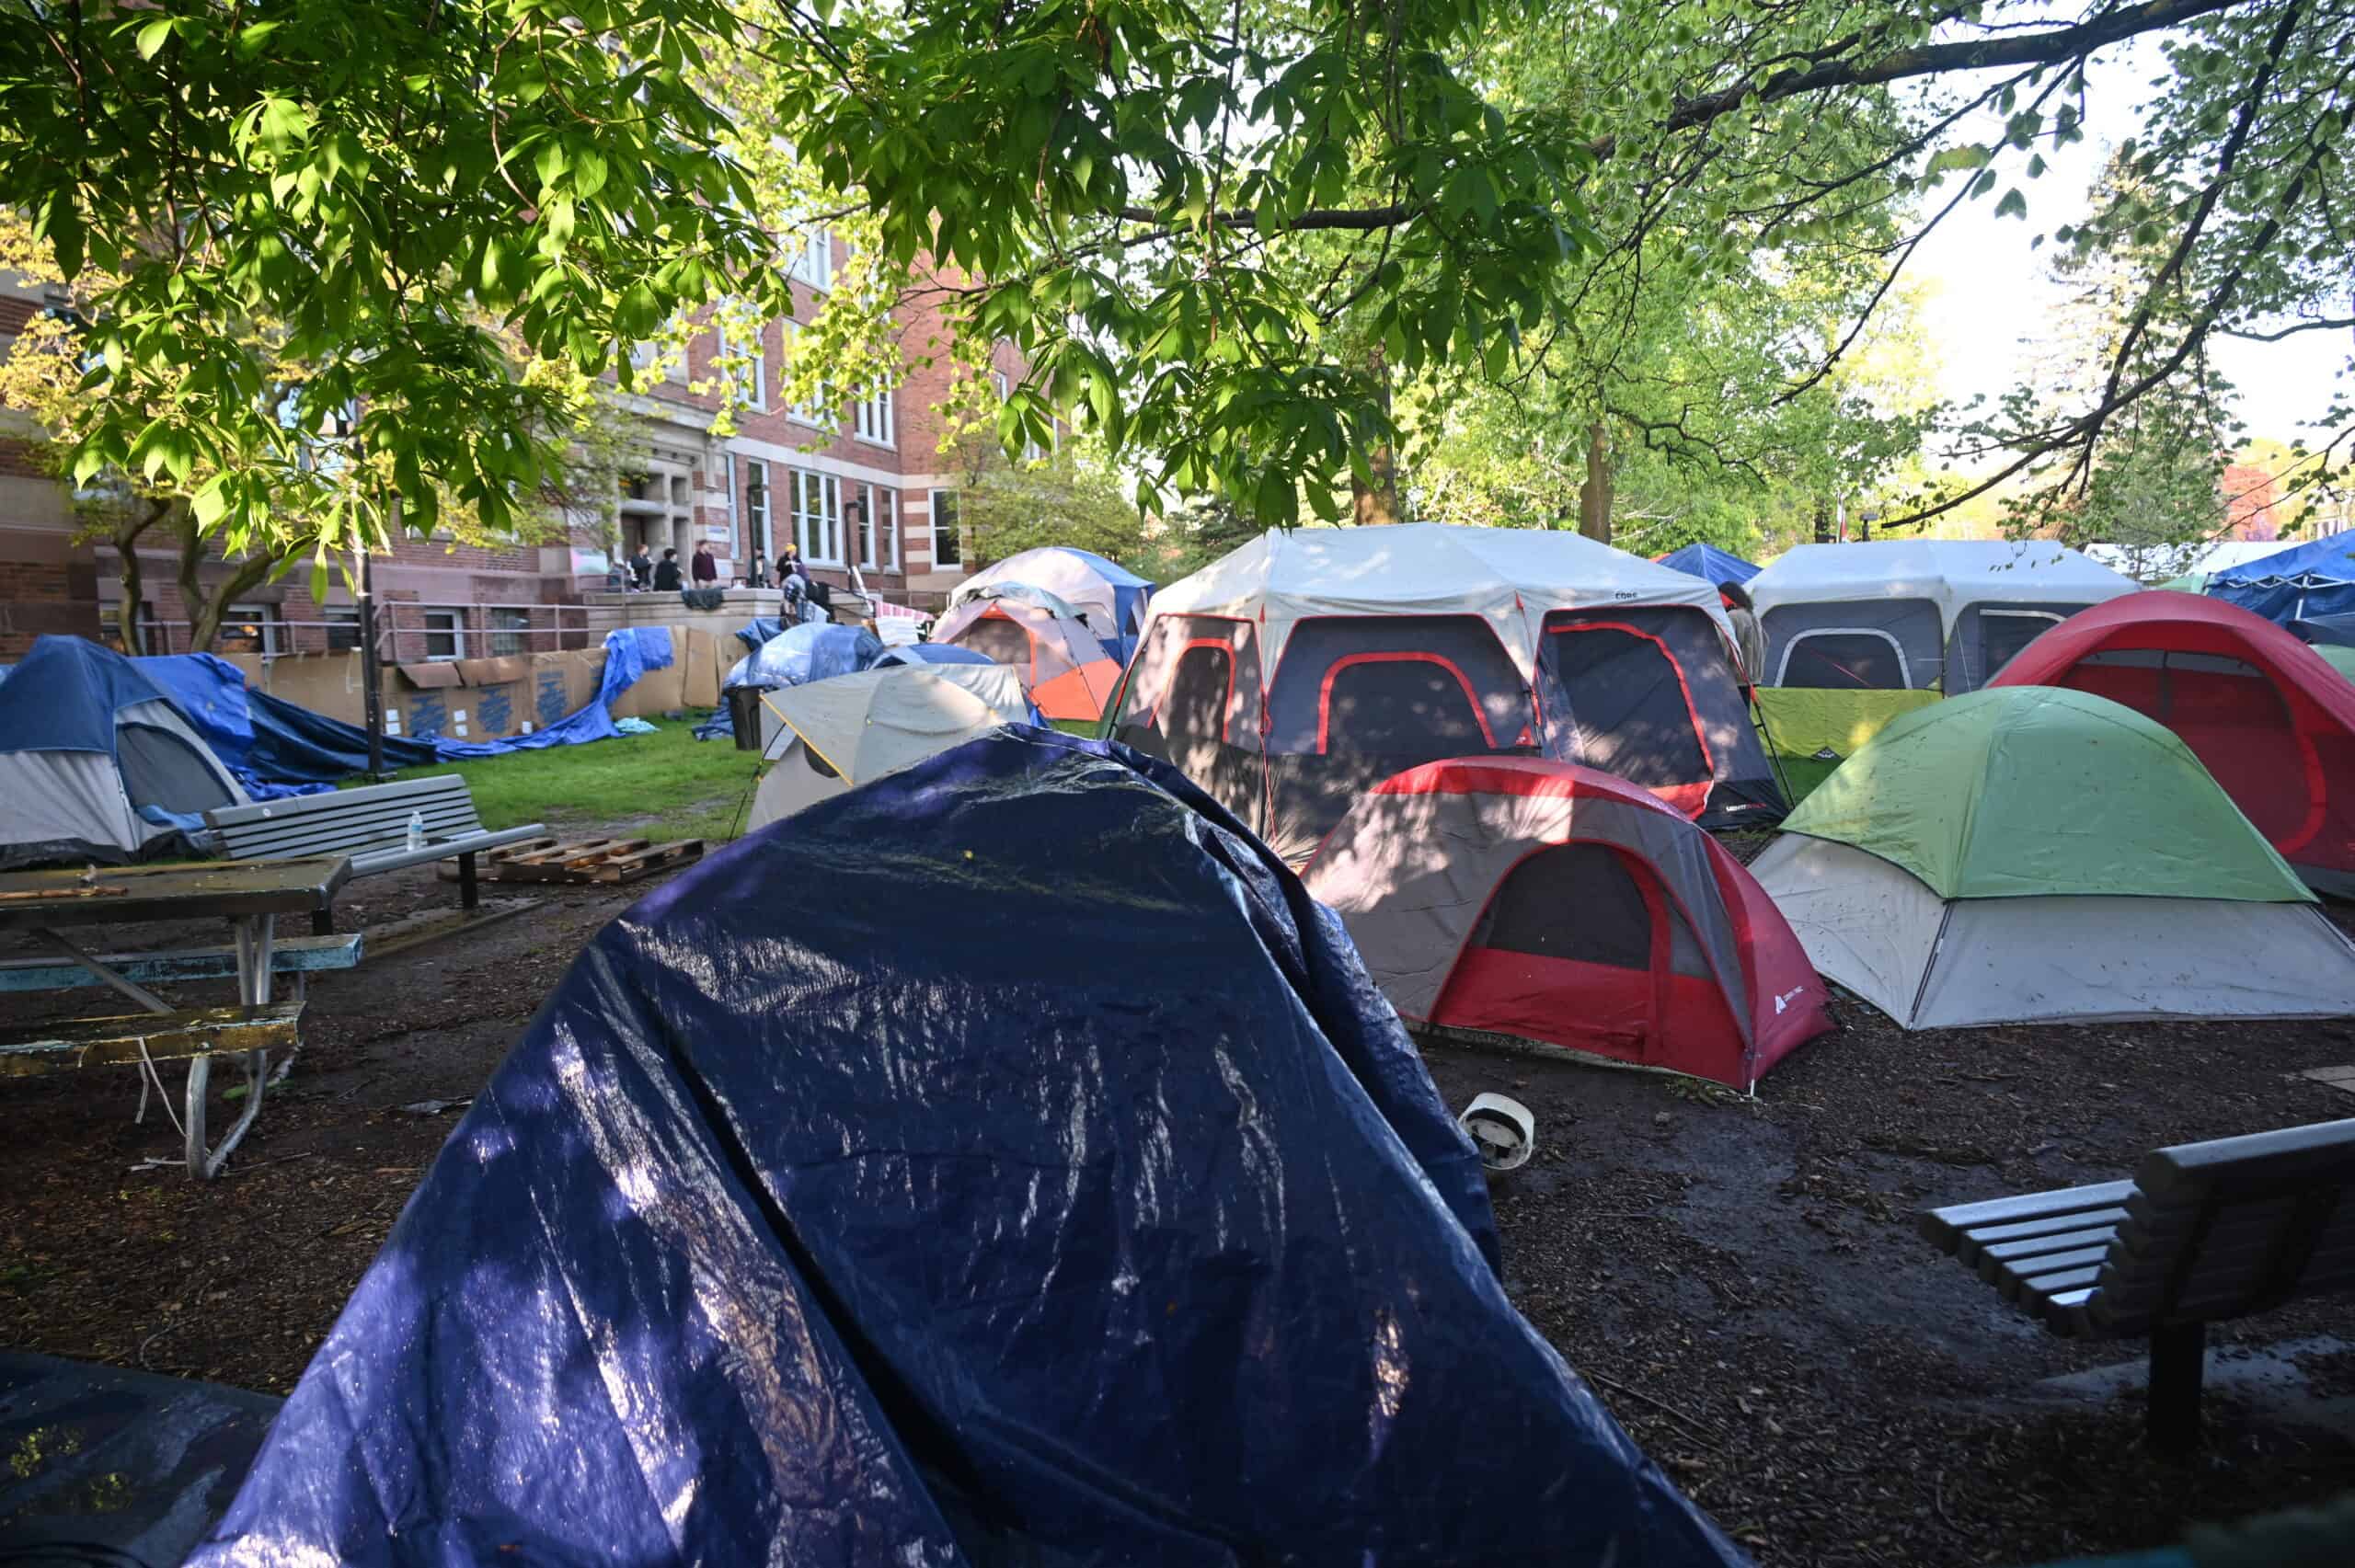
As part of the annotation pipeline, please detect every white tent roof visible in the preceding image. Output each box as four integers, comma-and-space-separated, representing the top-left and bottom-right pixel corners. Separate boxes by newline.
1751, 540, 2136, 620
1143, 523, 1729, 680
750, 663, 1029, 830
947, 547, 1145, 634
2085, 539, 2283, 583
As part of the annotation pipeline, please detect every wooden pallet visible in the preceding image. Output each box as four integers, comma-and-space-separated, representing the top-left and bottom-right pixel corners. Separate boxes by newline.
436, 835, 705, 887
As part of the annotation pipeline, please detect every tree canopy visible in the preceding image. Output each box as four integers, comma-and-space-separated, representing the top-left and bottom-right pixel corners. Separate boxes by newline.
6, 0, 2347, 551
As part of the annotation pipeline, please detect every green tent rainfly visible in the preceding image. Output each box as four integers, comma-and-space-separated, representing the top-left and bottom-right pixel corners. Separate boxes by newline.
1752, 686, 2355, 1029
1780, 686, 2313, 903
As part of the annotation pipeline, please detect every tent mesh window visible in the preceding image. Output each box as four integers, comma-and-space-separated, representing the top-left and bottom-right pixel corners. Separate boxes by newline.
1543, 620, 1710, 787
115, 723, 237, 813
1779, 630, 1910, 690
1976, 610, 2066, 679
958, 615, 1033, 676
1162, 644, 1236, 743
1466, 841, 1707, 975
1267, 615, 1528, 757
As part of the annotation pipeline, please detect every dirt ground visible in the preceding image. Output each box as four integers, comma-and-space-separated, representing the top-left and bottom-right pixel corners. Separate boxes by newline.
6, 841, 2355, 1567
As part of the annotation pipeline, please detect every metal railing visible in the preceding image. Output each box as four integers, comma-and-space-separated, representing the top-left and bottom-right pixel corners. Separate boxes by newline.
130, 602, 594, 663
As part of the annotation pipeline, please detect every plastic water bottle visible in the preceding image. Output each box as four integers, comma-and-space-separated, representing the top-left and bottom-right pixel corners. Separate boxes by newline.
406, 811, 426, 851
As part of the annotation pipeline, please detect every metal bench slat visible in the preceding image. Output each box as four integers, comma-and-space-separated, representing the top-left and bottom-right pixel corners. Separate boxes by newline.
1918, 1181, 2138, 1252
2137, 1118, 2355, 1204
2005, 1263, 2104, 1303
348, 824, 549, 878
1951, 1206, 2133, 1254
1973, 1224, 2124, 1266
209, 775, 470, 825
1993, 1246, 2116, 1301
0, 933, 363, 993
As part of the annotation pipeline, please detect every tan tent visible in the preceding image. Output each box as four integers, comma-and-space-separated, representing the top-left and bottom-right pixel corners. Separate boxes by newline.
748, 664, 1031, 830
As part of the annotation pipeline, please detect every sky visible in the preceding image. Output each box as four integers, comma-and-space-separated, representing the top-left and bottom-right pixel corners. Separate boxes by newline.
1901, 42, 2349, 465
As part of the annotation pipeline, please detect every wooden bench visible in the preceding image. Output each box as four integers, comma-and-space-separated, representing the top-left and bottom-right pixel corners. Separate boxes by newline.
205, 775, 545, 933
1920, 1118, 2355, 1452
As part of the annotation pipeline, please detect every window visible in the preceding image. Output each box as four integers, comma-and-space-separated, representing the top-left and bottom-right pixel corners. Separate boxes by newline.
221, 603, 286, 656
788, 225, 833, 289
488, 607, 532, 657
1776, 629, 1911, 690
746, 460, 771, 556
994, 370, 1010, 403
853, 386, 894, 446
793, 469, 842, 565
717, 317, 767, 411
422, 608, 464, 660
323, 607, 362, 652
626, 338, 681, 384
853, 485, 899, 570
931, 488, 961, 567
778, 319, 831, 427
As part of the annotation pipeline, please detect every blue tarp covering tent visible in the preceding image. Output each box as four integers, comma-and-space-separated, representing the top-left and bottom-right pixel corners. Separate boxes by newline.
1658, 543, 1762, 592
872, 640, 996, 670
700, 622, 886, 739
2206, 535, 2355, 624
723, 621, 883, 692
141, 628, 675, 788
2291, 612, 2355, 647
190, 730, 1741, 1568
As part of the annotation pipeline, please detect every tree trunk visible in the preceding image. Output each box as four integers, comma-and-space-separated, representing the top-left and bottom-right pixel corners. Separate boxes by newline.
175, 512, 280, 652
110, 498, 168, 652
1578, 420, 1612, 543
1351, 341, 1402, 526
1352, 443, 1402, 526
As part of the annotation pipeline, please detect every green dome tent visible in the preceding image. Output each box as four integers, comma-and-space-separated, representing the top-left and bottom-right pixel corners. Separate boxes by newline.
1751, 687, 2355, 1028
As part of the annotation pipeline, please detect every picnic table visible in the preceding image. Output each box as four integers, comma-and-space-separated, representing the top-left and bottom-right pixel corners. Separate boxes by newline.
0, 857, 352, 1177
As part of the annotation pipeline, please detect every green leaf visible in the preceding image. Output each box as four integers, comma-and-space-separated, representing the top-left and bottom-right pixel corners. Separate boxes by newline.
1994, 189, 2028, 220
136, 18, 174, 60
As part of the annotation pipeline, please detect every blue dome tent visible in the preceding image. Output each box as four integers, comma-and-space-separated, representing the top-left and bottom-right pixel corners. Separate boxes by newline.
0, 636, 247, 869
190, 731, 1742, 1568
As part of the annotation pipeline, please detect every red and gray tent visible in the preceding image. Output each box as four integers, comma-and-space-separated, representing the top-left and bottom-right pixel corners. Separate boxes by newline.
1112, 524, 1786, 864
1305, 758, 1832, 1091
1991, 590, 2355, 897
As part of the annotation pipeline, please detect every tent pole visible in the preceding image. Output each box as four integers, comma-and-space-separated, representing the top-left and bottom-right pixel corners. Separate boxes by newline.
359, 539, 385, 783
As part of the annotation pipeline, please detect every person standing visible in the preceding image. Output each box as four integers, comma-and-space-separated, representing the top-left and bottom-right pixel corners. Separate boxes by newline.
652, 547, 684, 591
691, 540, 718, 586
747, 552, 769, 589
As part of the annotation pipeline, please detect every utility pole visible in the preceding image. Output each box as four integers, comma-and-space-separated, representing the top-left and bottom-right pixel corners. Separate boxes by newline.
356, 515, 387, 781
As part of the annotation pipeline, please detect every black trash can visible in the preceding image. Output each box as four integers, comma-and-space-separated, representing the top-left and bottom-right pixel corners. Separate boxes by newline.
728, 685, 766, 752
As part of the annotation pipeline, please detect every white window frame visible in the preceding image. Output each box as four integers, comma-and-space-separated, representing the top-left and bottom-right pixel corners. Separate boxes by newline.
993, 370, 1010, 403
793, 469, 843, 566
322, 606, 362, 653
223, 602, 287, 657
930, 487, 961, 568
745, 460, 771, 558
876, 486, 899, 571
421, 607, 465, 662
488, 606, 532, 657
788, 225, 833, 290
1774, 627, 1913, 690
778, 318, 830, 428
853, 385, 895, 448
718, 318, 768, 412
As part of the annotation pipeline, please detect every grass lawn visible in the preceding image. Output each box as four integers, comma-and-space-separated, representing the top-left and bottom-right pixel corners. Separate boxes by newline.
390, 719, 761, 844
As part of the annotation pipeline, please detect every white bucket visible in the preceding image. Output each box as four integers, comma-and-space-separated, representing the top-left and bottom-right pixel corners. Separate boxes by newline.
1457, 1092, 1536, 1173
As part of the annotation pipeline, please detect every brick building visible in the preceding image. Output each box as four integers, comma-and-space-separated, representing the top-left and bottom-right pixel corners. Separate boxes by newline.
0, 231, 1009, 661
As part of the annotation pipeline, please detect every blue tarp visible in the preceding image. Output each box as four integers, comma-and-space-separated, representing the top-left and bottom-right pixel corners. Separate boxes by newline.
2207, 535, 2355, 623
190, 731, 1740, 1568
143, 627, 675, 788
723, 622, 884, 692
872, 641, 996, 670
1658, 543, 1761, 590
